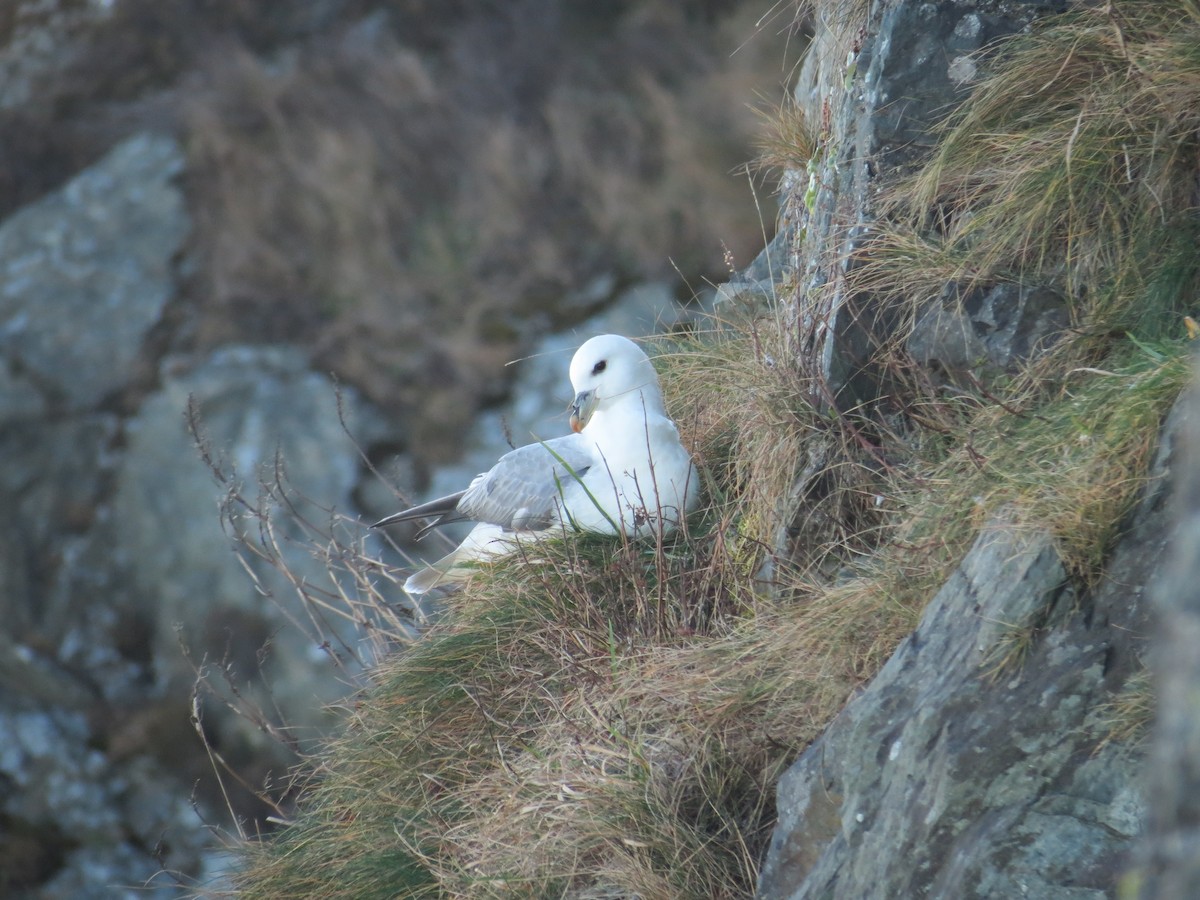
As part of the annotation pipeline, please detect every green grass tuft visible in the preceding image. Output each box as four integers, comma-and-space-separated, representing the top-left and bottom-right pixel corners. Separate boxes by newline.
859, 1, 1200, 347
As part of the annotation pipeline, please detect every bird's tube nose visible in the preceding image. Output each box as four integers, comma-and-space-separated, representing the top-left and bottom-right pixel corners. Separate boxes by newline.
569, 389, 598, 433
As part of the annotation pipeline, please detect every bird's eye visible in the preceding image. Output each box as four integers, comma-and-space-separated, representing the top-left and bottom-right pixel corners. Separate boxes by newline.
591, 359, 607, 375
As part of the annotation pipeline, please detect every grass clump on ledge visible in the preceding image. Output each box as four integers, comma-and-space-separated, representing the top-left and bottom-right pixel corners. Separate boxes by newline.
858, 0, 1200, 343
227, 2, 1197, 896
228, 328, 1190, 898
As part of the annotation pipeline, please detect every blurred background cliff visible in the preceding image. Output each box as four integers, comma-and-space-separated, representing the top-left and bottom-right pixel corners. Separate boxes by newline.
0, 1, 790, 895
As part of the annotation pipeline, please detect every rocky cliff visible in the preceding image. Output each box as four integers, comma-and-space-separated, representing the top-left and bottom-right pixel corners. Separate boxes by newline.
2, 0, 1196, 898
757, 1, 1198, 897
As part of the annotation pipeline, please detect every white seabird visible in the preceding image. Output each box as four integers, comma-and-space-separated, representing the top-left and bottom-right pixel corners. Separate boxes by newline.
375, 334, 699, 593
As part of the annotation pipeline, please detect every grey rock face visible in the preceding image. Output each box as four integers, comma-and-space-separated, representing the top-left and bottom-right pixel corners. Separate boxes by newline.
108, 344, 377, 737
0, 0, 119, 110
715, 226, 796, 315
0, 131, 186, 644
907, 282, 1072, 382
0, 128, 400, 896
0, 132, 187, 413
0, 130, 211, 897
0, 700, 214, 900
761, 0, 1074, 584
757, 393, 1183, 897
1137, 356, 1200, 897
0, 129, 191, 704
788, 0, 1069, 404
864, 2, 1058, 164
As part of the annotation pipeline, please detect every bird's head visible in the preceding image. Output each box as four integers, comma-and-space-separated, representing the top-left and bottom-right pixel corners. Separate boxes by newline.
567, 334, 663, 433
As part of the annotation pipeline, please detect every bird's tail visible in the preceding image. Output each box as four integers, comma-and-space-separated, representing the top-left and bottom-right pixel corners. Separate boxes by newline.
403, 524, 516, 594
404, 554, 460, 594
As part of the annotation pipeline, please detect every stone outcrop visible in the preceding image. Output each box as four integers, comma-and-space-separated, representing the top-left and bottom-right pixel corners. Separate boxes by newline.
0, 131, 403, 895
787, 0, 1070, 404
907, 282, 1072, 385
756, 0, 1075, 584
0, 132, 186, 412
1136, 359, 1200, 897
106, 344, 386, 737
757, 432, 1171, 897
0, 131, 221, 896
756, 1, 1176, 896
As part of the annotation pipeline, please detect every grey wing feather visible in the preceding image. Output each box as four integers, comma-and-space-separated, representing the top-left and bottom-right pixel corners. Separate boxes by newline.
457, 435, 595, 530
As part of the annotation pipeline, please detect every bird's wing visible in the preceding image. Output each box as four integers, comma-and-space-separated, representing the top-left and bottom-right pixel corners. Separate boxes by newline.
457, 434, 595, 531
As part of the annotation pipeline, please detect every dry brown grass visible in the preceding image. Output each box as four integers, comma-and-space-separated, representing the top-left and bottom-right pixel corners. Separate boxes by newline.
1093, 667, 1155, 750
657, 313, 890, 587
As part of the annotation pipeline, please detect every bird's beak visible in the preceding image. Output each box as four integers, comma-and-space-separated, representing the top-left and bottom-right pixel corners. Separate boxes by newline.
569, 389, 598, 433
